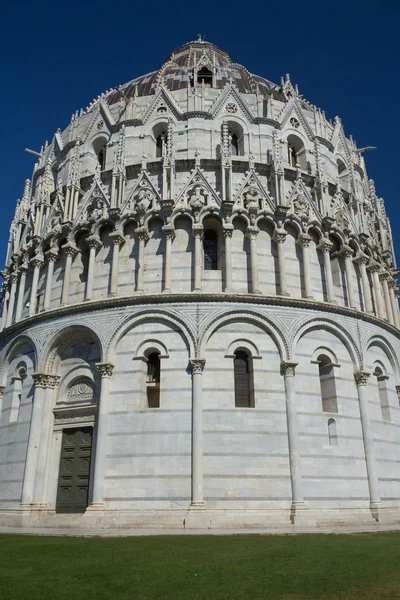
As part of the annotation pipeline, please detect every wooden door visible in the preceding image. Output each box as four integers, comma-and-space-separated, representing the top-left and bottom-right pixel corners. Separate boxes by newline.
56, 427, 92, 513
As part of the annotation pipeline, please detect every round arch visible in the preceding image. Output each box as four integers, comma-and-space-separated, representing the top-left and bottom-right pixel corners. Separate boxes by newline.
291, 318, 362, 370
41, 324, 104, 374
0, 334, 38, 386
199, 309, 288, 361
365, 335, 400, 384
106, 310, 196, 361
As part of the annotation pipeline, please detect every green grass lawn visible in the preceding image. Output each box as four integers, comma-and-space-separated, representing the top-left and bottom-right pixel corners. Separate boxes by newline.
0, 533, 400, 600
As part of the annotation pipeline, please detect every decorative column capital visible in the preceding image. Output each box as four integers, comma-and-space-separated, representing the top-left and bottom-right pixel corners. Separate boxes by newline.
367, 262, 381, 274
317, 238, 333, 254
19, 261, 29, 273
387, 278, 397, 290
395, 385, 400, 401
0, 385, 5, 399
354, 252, 369, 266
45, 249, 58, 263
32, 373, 61, 389
222, 226, 234, 238
338, 244, 354, 260
246, 225, 259, 240
354, 371, 371, 387
379, 271, 390, 283
109, 232, 125, 247
192, 225, 204, 238
136, 227, 149, 242
189, 359, 206, 374
86, 235, 102, 250
62, 242, 79, 258
273, 229, 287, 244
30, 254, 44, 269
10, 273, 19, 285
162, 224, 176, 241
96, 362, 114, 378
281, 361, 298, 377
296, 233, 312, 249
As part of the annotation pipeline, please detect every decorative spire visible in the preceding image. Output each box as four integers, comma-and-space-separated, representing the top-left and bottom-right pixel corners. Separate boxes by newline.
113, 125, 126, 175
272, 130, 283, 174
67, 138, 81, 187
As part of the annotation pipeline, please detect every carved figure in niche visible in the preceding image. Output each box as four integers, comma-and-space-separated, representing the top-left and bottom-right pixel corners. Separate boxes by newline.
292, 194, 309, 219
135, 188, 154, 212
87, 198, 104, 221
335, 209, 349, 231
189, 185, 206, 209
243, 187, 260, 211
47, 211, 62, 234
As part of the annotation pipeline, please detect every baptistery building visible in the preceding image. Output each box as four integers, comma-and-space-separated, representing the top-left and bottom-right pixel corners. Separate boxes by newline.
1, 39, 400, 529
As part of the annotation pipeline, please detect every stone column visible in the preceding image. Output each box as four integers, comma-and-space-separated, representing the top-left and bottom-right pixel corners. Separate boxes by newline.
246, 225, 261, 294
85, 235, 102, 301
339, 245, 357, 309
108, 233, 124, 297
388, 280, 400, 329
193, 225, 203, 292
190, 359, 206, 505
34, 375, 60, 504
223, 227, 233, 293
90, 363, 114, 507
15, 264, 28, 322
355, 255, 374, 314
380, 272, 394, 325
61, 243, 78, 306
318, 237, 335, 303
21, 373, 49, 506
273, 227, 289, 296
6, 273, 18, 327
162, 225, 175, 293
135, 228, 149, 293
0, 288, 10, 332
368, 264, 385, 319
354, 371, 382, 520
296, 233, 313, 299
282, 362, 310, 525
43, 251, 58, 311
28, 255, 44, 317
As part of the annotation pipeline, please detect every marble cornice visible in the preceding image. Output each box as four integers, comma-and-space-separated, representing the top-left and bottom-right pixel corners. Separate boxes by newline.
1, 292, 399, 342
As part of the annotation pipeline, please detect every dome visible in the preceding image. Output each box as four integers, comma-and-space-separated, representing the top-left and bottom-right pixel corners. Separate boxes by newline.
106, 40, 280, 103
0, 39, 399, 532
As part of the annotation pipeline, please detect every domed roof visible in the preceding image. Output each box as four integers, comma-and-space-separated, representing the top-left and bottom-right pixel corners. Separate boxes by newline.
107, 40, 281, 105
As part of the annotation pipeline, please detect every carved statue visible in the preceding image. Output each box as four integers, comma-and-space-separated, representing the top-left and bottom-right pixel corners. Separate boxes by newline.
189, 185, 205, 209
135, 188, 154, 212
87, 198, 104, 221
335, 209, 349, 231
243, 187, 260, 211
292, 194, 309, 219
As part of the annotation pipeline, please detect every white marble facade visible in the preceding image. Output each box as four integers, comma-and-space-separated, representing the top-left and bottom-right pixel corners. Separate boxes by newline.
0, 39, 399, 529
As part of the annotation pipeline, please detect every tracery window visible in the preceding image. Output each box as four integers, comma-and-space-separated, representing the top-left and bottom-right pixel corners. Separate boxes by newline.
234, 350, 254, 408
318, 354, 338, 413
146, 351, 160, 408
203, 230, 218, 270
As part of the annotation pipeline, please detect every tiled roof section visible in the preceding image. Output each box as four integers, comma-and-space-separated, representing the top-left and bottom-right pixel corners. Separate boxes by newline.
107, 41, 281, 106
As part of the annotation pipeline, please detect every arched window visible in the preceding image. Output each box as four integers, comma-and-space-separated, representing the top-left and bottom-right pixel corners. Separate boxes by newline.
374, 365, 390, 421
231, 133, 239, 156
287, 134, 306, 169
234, 350, 254, 408
318, 354, 338, 413
156, 135, 163, 158
146, 352, 160, 408
328, 418, 338, 446
10, 365, 27, 423
197, 67, 212, 86
203, 230, 218, 270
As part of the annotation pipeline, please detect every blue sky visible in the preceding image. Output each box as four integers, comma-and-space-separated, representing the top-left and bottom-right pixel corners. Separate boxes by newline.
0, 0, 399, 262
